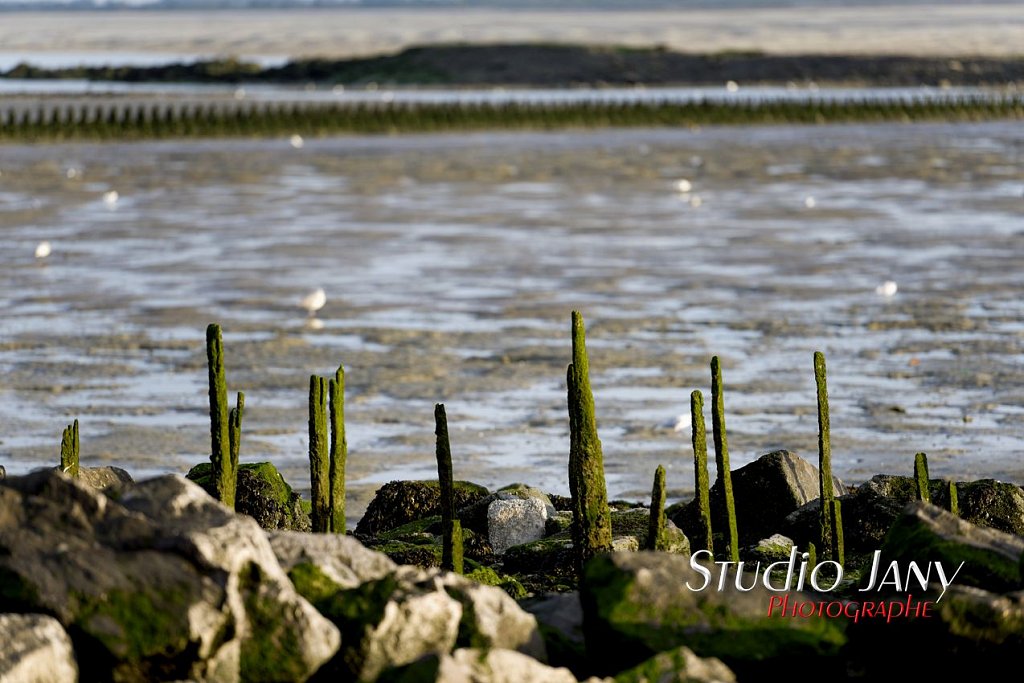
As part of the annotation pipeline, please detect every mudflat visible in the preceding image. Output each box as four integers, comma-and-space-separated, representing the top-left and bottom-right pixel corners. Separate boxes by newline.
2, 5, 1022, 59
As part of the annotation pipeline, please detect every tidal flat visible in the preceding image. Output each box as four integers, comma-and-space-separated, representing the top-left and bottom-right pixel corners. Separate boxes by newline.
2, 122, 1023, 525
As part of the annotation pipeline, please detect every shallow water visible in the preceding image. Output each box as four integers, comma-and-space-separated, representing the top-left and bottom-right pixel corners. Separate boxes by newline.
1, 122, 1022, 525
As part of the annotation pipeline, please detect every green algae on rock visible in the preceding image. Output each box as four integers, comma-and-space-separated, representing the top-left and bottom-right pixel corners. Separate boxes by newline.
187, 461, 310, 531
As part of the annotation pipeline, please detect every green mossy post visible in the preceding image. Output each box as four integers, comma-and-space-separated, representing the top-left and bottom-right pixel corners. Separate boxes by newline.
206, 323, 235, 509
567, 311, 613, 575
59, 418, 79, 478
328, 365, 347, 534
914, 452, 930, 503
435, 403, 463, 574
831, 499, 845, 567
646, 465, 667, 551
690, 390, 713, 554
228, 391, 244, 488
710, 356, 739, 563
814, 351, 835, 560
948, 480, 959, 516
807, 542, 817, 572
308, 375, 329, 533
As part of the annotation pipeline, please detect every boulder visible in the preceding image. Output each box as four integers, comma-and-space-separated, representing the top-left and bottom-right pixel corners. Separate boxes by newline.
78, 465, 134, 491
743, 534, 796, 563
356, 480, 490, 536
0, 613, 78, 683
488, 497, 550, 554
458, 484, 557, 537
0, 469, 339, 683
187, 461, 310, 531
522, 593, 587, 675
669, 450, 846, 548
580, 551, 846, 678
291, 563, 545, 682
377, 648, 579, 683
784, 475, 1024, 553
613, 646, 736, 683
269, 530, 396, 589
878, 501, 1024, 593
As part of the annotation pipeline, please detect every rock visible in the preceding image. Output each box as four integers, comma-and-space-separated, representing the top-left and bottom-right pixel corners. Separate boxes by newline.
488, 497, 550, 554
0, 469, 339, 682
458, 484, 557, 538
609, 508, 689, 555
879, 501, 1024, 593
613, 646, 736, 683
77, 465, 134, 491
580, 551, 846, 677
784, 475, 1024, 553
377, 648, 579, 683
522, 593, 587, 675
268, 530, 397, 589
356, 480, 490, 536
0, 465, 6, 480
0, 613, 78, 683
743, 534, 796, 563
669, 450, 845, 548
291, 563, 545, 681
187, 461, 310, 531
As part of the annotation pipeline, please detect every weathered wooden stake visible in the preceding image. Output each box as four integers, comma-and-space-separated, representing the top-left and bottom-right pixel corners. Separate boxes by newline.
60, 418, 79, 478
567, 311, 613, 574
329, 365, 347, 533
814, 351, 835, 559
206, 323, 235, 508
831, 499, 845, 567
228, 391, 244, 490
710, 356, 739, 563
914, 452, 930, 503
948, 480, 959, 517
308, 375, 329, 532
435, 403, 463, 573
647, 465, 667, 551
690, 390, 713, 554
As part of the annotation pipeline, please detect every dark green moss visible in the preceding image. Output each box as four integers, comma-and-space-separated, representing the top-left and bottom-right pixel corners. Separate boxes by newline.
60, 418, 79, 478
329, 365, 347, 534
187, 461, 310, 531
690, 390, 713, 554
309, 375, 330, 533
355, 480, 490, 536
206, 323, 234, 509
710, 356, 739, 562
915, 453, 931, 503
814, 351, 835, 560
237, 562, 311, 682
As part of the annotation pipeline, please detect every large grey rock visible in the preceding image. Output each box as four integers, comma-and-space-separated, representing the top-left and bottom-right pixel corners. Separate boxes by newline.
670, 450, 845, 548
269, 529, 396, 589
784, 475, 1024, 553
522, 593, 586, 674
488, 497, 550, 554
0, 613, 78, 683
580, 551, 846, 677
77, 465, 133, 491
613, 646, 736, 683
459, 484, 557, 538
378, 648, 579, 683
292, 563, 545, 682
0, 470, 339, 683
879, 501, 1024, 593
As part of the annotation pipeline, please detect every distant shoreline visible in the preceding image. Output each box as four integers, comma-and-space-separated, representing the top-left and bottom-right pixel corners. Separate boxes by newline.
5, 45, 1023, 88
1, 6, 1022, 59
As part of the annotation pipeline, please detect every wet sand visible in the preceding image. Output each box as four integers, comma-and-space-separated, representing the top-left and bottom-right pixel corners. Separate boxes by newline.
2, 122, 1023, 525
0, 6, 1022, 60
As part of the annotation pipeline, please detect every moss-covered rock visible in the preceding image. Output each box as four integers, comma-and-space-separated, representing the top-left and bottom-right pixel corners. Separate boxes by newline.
187, 461, 310, 531
580, 551, 846, 678
878, 501, 1024, 593
613, 645, 736, 683
356, 480, 490, 536
743, 534, 796, 563
377, 648, 575, 683
785, 475, 1024, 553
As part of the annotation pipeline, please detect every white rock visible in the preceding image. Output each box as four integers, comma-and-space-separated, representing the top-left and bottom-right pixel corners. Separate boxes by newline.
488, 497, 549, 554
268, 530, 396, 589
0, 613, 78, 683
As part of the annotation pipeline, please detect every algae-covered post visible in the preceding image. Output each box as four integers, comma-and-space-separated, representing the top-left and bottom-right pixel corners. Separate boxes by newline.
807, 542, 817, 571
646, 465, 668, 551
59, 418, 79, 478
206, 323, 235, 508
435, 403, 463, 574
814, 351, 835, 559
831, 499, 845, 567
710, 356, 739, 563
948, 480, 959, 516
914, 452, 930, 503
308, 375, 329, 533
690, 390, 713, 554
228, 391, 244, 489
567, 311, 613, 574
329, 365, 347, 534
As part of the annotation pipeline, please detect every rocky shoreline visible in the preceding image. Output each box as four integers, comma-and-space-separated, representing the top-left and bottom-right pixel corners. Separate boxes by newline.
2, 447, 1023, 681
